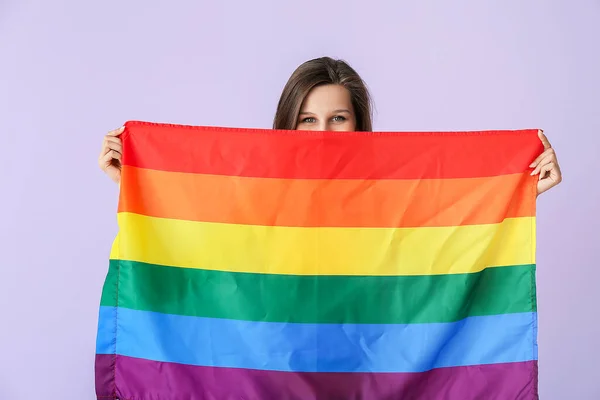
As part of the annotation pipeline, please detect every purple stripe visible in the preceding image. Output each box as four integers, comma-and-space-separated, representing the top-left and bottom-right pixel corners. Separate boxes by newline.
95, 354, 114, 398
96, 354, 538, 400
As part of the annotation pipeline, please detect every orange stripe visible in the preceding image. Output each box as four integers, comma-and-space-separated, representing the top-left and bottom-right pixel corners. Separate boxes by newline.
119, 166, 535, 228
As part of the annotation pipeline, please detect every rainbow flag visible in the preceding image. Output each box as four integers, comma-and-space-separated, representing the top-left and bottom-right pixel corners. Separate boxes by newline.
95, 121, 542, 399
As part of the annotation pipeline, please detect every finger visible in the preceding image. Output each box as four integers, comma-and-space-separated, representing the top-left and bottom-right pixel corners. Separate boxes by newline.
101, 150, 122, 165
536, 158, 562, 196
104, 138, 123, 153
530, 149, 556, 175
529, 148, 552, 168
538, 162, 557, 182
531, 154, 552, 175
537, 176, 557, 195
99, 150, 111, 168
100, 136, 122, 157
107, 126, 125, 137
538, 129, 552, 150
104, 136, 122, 145
99, 143, 119, 161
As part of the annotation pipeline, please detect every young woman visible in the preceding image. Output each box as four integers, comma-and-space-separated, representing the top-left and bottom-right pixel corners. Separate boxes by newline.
98, 57, 562, 194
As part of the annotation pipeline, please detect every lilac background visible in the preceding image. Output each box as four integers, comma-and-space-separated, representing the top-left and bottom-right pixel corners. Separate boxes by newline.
1, 1, 598, 398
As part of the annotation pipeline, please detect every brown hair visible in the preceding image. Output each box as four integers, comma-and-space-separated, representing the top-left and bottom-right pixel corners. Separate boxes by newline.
273, 57, 373, 131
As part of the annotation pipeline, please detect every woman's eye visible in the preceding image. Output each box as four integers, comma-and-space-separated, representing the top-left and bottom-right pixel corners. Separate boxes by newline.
333, 116, 346, 122
302, 117, 316, 123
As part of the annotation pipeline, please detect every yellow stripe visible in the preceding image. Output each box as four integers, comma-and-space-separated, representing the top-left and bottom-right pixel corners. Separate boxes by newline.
111, 213, 535, 276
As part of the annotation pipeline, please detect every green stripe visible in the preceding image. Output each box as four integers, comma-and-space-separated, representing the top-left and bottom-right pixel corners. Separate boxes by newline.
101, 260, 536, 324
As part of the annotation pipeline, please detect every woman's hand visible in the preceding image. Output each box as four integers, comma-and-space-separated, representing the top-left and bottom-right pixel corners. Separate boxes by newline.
98, 126, 124, 184
530, 130, 562, 196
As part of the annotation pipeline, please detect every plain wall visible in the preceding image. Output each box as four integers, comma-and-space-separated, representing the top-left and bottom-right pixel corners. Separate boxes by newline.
1, 1, 598, 398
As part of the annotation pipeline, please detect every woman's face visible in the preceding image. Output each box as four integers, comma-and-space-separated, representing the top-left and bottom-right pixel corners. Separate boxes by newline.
295, 84, 357, 132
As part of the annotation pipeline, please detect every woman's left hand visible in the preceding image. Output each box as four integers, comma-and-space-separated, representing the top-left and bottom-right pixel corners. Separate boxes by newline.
530, 130, 562, 196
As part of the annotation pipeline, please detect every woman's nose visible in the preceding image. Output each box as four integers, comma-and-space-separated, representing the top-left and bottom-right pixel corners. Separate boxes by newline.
317, 122, 331, 131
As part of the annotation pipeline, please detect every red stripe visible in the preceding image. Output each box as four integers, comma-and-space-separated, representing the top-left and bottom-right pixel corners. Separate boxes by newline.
121, 121, 543, 179
96, 354, 538, 400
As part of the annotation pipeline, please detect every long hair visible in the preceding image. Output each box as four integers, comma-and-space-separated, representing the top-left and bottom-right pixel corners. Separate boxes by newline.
273, 57, 373, 131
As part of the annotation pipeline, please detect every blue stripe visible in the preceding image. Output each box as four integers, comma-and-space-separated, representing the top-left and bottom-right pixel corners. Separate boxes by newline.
95, 307, 116, 356
96, 307, 537, 373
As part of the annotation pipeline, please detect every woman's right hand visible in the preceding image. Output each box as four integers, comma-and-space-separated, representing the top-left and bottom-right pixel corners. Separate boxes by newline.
98, 126, 124, 184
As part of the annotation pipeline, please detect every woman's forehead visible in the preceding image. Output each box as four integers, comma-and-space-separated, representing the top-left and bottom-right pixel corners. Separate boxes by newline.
301, 84, 353, 113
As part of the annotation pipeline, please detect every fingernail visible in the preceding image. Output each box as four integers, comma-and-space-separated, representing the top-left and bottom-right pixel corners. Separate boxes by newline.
119, 126, 125, 132
529, 163, 535, 167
